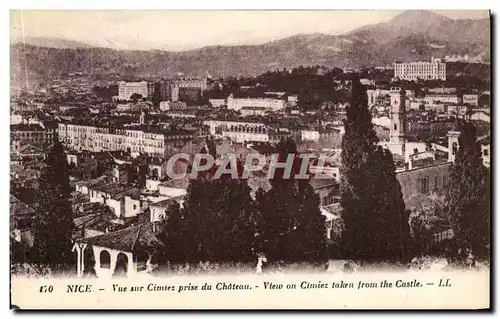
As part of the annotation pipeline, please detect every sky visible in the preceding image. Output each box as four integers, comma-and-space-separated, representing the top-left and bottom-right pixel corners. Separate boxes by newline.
10, 10, 490, 51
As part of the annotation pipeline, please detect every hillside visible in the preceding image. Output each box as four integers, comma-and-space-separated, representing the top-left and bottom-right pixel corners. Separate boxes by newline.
11, 36, 93, 49
11, 11, 490, 85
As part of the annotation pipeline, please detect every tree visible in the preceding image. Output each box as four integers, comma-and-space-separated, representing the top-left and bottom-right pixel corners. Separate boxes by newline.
340, 77, 378, 260
32, 141, 74, 265
130, 93, 143, 102
447, 120, 490, 261
368, 146, 411, 261
258, 138, 327, 265
157, 201, 185, 264
177, 178, 209, 262
163, 147, 258, 264
152, 83, 162, 106
212, 179, 259, 262
205, 135, 217, 158
409, 193, 448, 256
294, 185, 328, 263
340, 78, 410, 262
258, 177, 296, 262
176, 176, 259, 263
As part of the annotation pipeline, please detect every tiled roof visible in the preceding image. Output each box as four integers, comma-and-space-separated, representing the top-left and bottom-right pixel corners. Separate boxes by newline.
478, 135, 490, 146
309, 178, 338, 190
150, 198, 177, 208
75, 175, 109, 187
160, 177, 190, 189
89, 181, 135, 196
78, 222, 164, 253
11, 124, 45, 131
10, 195, 36, 216
17, 144, 44, 154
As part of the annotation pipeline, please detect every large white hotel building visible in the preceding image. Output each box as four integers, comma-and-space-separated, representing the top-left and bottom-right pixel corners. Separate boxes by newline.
394, 57, 447, 81
118, 81, 149, 100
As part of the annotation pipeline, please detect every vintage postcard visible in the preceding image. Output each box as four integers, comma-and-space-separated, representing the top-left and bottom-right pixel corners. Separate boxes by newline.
9, 10, 491, 310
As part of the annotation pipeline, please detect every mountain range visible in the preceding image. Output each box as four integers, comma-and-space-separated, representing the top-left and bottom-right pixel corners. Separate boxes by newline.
11, 10, 490, 85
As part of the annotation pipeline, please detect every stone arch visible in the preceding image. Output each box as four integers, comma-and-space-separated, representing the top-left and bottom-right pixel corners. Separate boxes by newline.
113, 252, 129, 277
99, 250, 111, 269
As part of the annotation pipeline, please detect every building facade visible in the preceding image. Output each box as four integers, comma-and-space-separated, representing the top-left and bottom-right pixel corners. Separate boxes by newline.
462, 94, 479, 106
366, 89, 392, 107
58, 123, 194, 158
394, 58, 446, 81
396, 162, 452, 210
118, 81, 149, 101
221, 125, 290, 144
10, 124, 56, 151
424, 94, 461, 105
226, 95, 286, 112
204, 120, 266, 136
158, 77, 209, 102
159, 101, 188, 111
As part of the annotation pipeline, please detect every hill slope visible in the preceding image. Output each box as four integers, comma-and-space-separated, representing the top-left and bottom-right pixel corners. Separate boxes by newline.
11, 11, 490, 85
11, 36, 93, 49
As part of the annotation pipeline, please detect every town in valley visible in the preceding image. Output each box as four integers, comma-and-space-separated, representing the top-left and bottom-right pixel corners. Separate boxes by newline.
10, 10, 491, 279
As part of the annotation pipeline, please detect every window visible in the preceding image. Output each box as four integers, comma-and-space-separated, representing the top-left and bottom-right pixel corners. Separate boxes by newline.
133, 204, 137, 210
452, 142, 458, 155
434, 176, 439, 190
420, 177, 429, 193
394, 123, 397, 131
484, 149, 489, 156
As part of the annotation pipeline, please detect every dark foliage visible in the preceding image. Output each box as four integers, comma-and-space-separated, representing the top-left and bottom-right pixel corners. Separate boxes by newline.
340, 78, 410, 262
258, 138, 328, 265
32, 142, 75, 265
447, 120, 490, 260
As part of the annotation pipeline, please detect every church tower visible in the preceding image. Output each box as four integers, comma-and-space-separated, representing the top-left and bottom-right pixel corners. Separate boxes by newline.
140, 109, 148, 125
389, 87, 407, 159
447, 119, 461, 163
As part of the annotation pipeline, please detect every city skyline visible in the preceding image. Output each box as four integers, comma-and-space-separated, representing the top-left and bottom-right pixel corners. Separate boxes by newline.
9, 9, 491, 310
10, 10, 489, 51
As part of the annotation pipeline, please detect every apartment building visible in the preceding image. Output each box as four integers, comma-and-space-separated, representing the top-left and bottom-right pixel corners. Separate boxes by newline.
10, 123, 57, 151
58, 123, 194, 158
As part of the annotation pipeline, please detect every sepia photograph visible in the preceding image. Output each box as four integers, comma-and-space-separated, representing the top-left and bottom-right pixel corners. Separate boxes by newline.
8, 9, 491, 310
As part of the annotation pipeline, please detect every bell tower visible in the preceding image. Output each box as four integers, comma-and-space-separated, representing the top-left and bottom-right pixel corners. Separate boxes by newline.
389, 87, 407, 159
140, 109, 148, 125
447, 119, 461, 163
